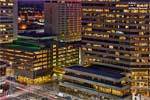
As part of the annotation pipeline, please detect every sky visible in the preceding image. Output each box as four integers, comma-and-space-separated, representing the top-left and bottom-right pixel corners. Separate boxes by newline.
18, 0, 44, 4
19, 0, 43, 1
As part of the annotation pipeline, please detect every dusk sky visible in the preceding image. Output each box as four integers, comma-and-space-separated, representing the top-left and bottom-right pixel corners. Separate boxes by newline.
18, 0, 44, 5
19, 0, 43, 1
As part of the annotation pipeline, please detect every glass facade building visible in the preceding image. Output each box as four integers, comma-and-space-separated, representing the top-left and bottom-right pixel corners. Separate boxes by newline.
0, 39, 52, 85
0, 37, 80, 84
82, 0, 150, 98
44, 0, 82, 42
51, 41, 80, 79
60, 65, 131, 100
0, 0, 17, 43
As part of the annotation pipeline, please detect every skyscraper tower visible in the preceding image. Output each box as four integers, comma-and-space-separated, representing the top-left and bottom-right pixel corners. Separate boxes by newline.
82, 0, 149, 98
44, 0, 81, 42
0, 0, 18, 43
0, 0, 17, 96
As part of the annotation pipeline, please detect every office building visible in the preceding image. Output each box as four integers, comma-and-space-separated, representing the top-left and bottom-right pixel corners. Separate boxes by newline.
82, 0, 149, 98
0, 36, 80, 84
0, 39, 52, 85
0, 61, 9, 96
44, 0, 82, 42
0, 0, 18, 43
60, 65, 131, 100
52, 41, 80, 79
0, 0, 16, 96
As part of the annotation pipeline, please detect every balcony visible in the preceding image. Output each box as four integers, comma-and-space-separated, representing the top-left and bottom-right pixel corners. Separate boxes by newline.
64, 66, 126, 82
60, 82, 131, 100
63, 74, 130, 90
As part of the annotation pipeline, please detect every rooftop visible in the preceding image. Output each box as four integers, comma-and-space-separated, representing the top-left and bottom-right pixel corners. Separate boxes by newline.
2, 38, 50, 51
67, 65, 125, 79
65, 73, 125, 88
18, 32, 52, 38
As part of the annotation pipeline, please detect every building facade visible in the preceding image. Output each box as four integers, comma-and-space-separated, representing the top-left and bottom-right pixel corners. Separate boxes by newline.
82, 0, 149, 98
52, 41, 80, 79
0, 61, 9, 96
0, 39, 52, 85
0, 0, 17, 43
44, 0, 82, 42
60, 65, 131, 100
0, 37, 80, 83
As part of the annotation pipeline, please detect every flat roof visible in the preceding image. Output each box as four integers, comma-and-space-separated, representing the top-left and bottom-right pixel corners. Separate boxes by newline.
2, 39, 48, 51
64, 74, 125, 88
67, 66, 125, 79
18, 32, 52, 38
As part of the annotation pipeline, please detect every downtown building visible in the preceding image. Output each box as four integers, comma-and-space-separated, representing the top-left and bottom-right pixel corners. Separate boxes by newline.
81, 0, 149, 99
52, 41, 80, 79
44, 0, 82, 42
60, 65, 131, 100
0, 36, 81, 84
44, 0, 81, 78
0, 61, 9, 96
0, 38, 52, 85
0, 0, 18, 43
0, 0, 17, 96
60, 0, 149, 100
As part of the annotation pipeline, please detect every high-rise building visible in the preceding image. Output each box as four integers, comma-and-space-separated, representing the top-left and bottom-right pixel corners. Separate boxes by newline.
52, 41, 80, 79
0, 0, 18, 43
44, 0, 81, 79
82, 0, 149, 99
0, 0, 17, 97
44, 0, 82, 42
0, 61, 9, 96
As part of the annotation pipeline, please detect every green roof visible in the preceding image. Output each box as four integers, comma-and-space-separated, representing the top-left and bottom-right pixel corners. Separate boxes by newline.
3, 39, 46, 51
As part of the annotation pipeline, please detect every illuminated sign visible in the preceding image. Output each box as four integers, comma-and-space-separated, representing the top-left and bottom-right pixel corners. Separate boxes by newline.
128, 2, 148, 9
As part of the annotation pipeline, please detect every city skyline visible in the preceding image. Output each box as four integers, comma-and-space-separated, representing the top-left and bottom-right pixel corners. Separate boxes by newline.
0, 0, 149, 100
